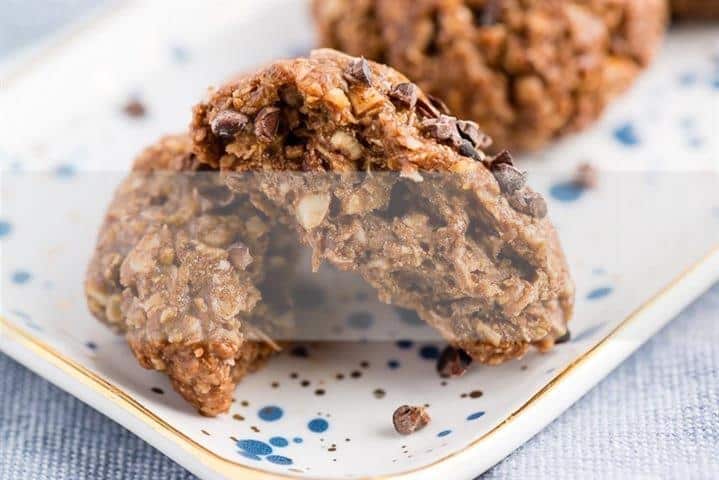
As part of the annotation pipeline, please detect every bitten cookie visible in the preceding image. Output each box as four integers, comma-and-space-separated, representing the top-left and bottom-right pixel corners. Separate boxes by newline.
313, 0, 668, 151
85, 135, 296, 416
672, 0, 719, 18
191, 49, 575, 365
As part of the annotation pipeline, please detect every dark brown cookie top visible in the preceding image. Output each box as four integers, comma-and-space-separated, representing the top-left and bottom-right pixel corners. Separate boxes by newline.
313, 0, 668, 150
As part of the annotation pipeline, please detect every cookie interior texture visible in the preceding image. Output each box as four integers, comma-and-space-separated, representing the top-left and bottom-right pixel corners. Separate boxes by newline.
85, 135, 298, 416
312, 0, 668, 151
191, 49, 574, 366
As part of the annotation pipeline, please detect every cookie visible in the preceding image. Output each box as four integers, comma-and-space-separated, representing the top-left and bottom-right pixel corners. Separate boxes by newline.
85, 135, 297, 416
191, 49, 575, 365
672, 0, 719, 18
312, 0, 668, 151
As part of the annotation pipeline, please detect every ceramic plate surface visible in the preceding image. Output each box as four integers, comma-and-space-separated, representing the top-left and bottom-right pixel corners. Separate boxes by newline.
1, 2, 718, 479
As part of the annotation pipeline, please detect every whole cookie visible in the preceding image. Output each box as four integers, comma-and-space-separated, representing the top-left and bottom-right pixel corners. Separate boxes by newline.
191, 49, 575, 365
313, 0, 668, 151
85, 135, 297, 416
672, 0, 719, 18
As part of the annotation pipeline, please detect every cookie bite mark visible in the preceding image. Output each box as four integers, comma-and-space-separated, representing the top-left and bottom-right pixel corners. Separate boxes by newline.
85, 136, 297, 416
191, 49, 574, 365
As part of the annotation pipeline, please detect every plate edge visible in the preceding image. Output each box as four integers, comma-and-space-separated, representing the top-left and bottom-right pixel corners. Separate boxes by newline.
2, 245, 718, 480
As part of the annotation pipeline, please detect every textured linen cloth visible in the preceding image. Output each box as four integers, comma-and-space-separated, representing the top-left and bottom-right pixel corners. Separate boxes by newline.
1, 3, 718, 479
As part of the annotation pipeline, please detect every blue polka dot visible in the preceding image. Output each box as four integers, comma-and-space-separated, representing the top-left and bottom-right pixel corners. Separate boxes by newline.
419, 345, 440, 360
11, 270, 31, 284
258, 406, 283, 422
396, 339, 414, 349
291, 345, 309, 357
678, 72, 697, 86
347, 311, 373, 330
85, 341, 98, 351
437, 430, 452, 437
613, 123, 640, 147
237, 439, 272, 456
0, 221, 12, 238
55, 164, 76, 178
467, 411, 485, 421
292, 437, 303, 444
240, 452, 262, 461
266, 455, 293, 466
387, 359, 400, 369
308, 418, 329, 433
587, 287, 613, 300
269, 437, 288, 448
549, 181, 584, 203
170, 45, 190, 63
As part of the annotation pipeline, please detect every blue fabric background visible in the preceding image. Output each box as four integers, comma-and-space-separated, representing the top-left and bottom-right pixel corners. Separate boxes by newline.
1, 3, 717, 479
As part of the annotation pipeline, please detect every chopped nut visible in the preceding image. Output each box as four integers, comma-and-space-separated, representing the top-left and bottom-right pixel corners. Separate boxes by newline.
437, 346, 473, 378
507, 188, 548, 219
389, 83, 418, 109
296, 193, 331, 230
159, 307, 178, 324
348, 87, 386, 116
330, 131, 364, 161
344, 57, 373, 85
393, 405, 431, 435
211, 110, 249, 138
254, 107, 281, 142
158, 247, 175, 265
325, 88, 352, 110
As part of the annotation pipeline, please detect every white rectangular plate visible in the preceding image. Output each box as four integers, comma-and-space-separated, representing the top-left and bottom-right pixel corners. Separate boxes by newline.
1, 1, 718, 479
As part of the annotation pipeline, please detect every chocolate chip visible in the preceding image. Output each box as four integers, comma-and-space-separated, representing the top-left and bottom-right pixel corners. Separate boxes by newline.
492, 163, 527, 193
427, 94, 451, 115
459, 140, 483, 161
456, 120, 492, 149
123, 99, 146, 118
416, 96, 440, 118
392, 405, 430, 435
555, 329, 571, 344
489, 149, 514, 167
254, 106, 281, 142
507, 188, 548, 219
344, 58, 373, 85
421, 115, 461, 145
210, 110, 248, 138
480, 0, 503, 26
389, 83, 418, 109
437, 346, 473, 378
573, 163, 598, 190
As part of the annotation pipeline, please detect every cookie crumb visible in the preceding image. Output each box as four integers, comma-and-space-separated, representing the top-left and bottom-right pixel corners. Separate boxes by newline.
123, 99, 146, 118
393, 405, 430, 435
573, 163, 598, 190
437, 346, 473, 378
